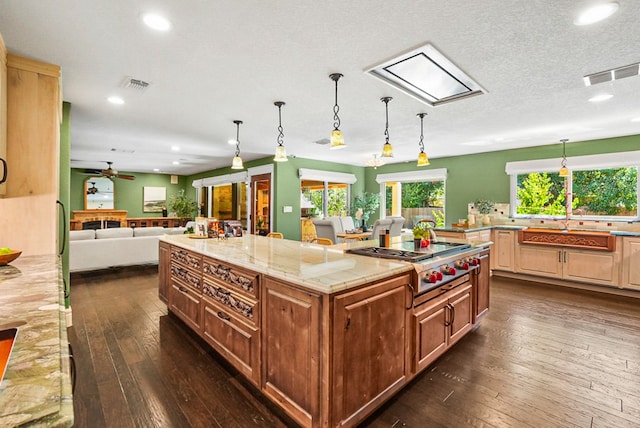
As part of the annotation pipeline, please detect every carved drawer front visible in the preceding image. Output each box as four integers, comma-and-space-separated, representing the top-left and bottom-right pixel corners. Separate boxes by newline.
170, 282, 202, 331
171, 263, 202, 291
171, 247, 202, 270
203, 258, 259, 299
202, 280, 259, 325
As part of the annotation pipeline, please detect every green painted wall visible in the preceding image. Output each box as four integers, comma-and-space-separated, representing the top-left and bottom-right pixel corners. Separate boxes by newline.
59, 102, 71, 307
361, 134, 640, 225
70, 169, 188, 216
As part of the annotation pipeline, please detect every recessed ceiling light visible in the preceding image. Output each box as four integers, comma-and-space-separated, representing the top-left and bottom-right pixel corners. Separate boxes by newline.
228, 139, 237, 145
107, 96, 124, 105
142, 13, 171, 31
588, 93, 613, 102
153, 168, 160, 172
631, 117, 640, 122
172, 161, 180, 165
574, 2, 619, 26
171, 146, 180, 151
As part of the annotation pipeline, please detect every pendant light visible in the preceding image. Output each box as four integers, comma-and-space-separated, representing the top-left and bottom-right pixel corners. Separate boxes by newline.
329, 73, 346, 149
231, 120, 244, 170
416, 113, 430, 166
380, 97, 394, 157
273, 101, 288, 162
559, 138, 569, 177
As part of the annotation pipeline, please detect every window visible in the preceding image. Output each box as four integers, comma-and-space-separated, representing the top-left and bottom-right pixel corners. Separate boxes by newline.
376, 169, 447, 227
298, 169, 357, 218
506, 151, 640, 220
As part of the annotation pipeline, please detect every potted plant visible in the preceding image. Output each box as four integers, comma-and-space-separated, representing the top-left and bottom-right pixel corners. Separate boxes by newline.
351, 192, 380, 231
168, 189, 198, 226
412, 223, 432, 249
474, 199, 495, 225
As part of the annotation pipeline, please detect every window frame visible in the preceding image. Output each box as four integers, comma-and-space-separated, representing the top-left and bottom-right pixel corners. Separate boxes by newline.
506, 151, 640, 221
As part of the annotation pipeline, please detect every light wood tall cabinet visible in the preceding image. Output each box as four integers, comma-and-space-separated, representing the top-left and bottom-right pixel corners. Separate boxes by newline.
0, 52, 61, 255
621, 237, 640, 290
491, 229, 516, 272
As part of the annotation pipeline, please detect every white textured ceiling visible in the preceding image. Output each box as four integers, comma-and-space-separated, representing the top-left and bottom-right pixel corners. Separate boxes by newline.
1, 1, 639, 176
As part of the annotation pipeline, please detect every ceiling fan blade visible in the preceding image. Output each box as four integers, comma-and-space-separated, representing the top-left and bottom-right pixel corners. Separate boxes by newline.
117, 174, 136, 180
82, 169, 102, 175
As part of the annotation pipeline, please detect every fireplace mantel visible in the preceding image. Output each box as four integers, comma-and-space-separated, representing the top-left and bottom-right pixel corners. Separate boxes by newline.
71, 210, 128, 230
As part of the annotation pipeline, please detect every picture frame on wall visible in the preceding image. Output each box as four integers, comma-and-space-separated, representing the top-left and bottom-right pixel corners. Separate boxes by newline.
143, 186, 166, 212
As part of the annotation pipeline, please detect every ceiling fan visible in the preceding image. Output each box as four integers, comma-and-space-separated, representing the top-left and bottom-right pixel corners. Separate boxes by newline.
83, 161, 136, 180
86, 181, 98, 195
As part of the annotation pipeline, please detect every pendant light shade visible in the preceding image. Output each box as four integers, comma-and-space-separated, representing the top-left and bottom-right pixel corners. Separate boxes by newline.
273, 101, 288, 162
559, 138, 569, 177
329, 73, 346, 149
380, 97, 393, 157
416, 113, 430, 166
231, 120, 244, 170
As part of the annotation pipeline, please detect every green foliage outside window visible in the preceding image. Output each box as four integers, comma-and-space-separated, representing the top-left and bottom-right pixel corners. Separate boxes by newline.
304, 187, 348, 217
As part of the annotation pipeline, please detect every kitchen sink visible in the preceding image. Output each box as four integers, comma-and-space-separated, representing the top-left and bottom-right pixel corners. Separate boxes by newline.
0, 327, 18, 385
518, 228, 616, 251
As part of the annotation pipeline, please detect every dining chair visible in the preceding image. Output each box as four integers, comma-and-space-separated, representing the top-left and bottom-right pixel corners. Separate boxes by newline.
266, 232, 284, 239
312, 237, 333, 245
370, 218, 393, 240
387, 216, 405, 237
312, 218, 340, 243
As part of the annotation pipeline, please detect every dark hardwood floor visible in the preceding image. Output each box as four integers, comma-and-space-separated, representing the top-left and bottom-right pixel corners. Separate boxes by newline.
69, 267, 640, 427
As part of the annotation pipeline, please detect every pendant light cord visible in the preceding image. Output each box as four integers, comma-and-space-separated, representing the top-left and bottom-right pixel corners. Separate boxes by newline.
277, 103, 284, 146
234, 120, 242, 156
382, 97, 391, 144
418, 113, 426, 152
330, 73, 342, 131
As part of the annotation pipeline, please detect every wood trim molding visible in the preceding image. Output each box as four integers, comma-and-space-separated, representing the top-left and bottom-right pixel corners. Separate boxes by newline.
7, 53, 60, 77
518, 228, 616, 251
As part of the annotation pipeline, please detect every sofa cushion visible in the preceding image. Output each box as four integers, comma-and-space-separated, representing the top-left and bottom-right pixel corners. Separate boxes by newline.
95, 227, 134, 239
133, 227, 166, 237
69, 229, 96, 241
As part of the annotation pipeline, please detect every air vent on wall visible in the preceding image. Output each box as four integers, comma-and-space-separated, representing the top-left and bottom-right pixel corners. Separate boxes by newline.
583, 63, 640, 86
365, 43, 486, 107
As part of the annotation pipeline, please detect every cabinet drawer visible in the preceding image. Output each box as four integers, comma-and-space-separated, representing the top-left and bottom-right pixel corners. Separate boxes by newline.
202, 280, 258, 324
203, 258, 259, 299
170, 282, 202, 331
202, 298, 259, 384
171, 263, 202, 291
171, 247, 202, 270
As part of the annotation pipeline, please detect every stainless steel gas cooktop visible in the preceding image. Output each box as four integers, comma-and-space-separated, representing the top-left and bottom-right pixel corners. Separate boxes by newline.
346, 241, 470, 262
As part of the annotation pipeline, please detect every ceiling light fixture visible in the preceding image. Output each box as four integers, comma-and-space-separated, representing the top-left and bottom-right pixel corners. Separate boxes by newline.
329, 73, 346, 149
631, 116, 640, 123
574, 2, 619, 26
559, 138, 569, 177
588, 93, 613, 102
273, 101, 287, 162
231, 120, 244, 170
107, 96, 124, 105
416, 113, 429, 167
142, 13, 172, 31
365, 154, 385, 169
380, 97, 394, 157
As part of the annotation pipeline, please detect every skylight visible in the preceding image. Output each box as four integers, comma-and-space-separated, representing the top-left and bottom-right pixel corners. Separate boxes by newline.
366, 43, 485, 107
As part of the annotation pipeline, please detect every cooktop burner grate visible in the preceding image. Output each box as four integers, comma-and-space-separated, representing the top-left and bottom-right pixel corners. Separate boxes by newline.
346, 241, 471, 262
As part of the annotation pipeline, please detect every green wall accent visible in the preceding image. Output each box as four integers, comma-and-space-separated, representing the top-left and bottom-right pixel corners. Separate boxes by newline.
361, 134, 640, 225
70, 169, 187, 216
59, 102, 71, 307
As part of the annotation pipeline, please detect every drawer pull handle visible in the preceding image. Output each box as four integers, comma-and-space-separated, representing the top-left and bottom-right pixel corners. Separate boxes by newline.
178, 286, 188, 293
217, 287, 231, 295
217, 311, 231, 321
217, 264, 231, 271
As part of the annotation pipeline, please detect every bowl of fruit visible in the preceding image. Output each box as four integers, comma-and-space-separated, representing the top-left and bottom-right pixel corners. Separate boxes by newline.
0, 248, 21, 266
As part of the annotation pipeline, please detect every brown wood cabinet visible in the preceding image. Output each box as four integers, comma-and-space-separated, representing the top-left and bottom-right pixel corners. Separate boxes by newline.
0, 53, 61, 255
0, 34, 6, 195
158, 241, 170, 303
491, 229, 516, 272
168, 247, 203, 331
332, 275, 410, 427
622, 237, 640, 290
413, 276, 473, 373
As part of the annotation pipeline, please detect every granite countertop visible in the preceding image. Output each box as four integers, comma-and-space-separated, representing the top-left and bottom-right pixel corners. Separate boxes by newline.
0, 255, 73, 427
436, 224, 525, 232
161, 234, 490, 294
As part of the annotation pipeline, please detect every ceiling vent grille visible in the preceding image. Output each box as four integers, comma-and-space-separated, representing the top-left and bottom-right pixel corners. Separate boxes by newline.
583, 63, 640, 86
365, 43, 485, 107
121, 76, 151, 91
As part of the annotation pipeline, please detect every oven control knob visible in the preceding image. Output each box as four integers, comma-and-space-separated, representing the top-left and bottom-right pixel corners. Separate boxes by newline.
454, 260, 469, 270
429, 269, 443, 281
440, 264, 456, 275
469, 257, 480, 266
424, 272, 438, 283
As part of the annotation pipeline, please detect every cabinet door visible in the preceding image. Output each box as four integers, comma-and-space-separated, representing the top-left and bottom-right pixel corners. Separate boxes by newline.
622, 238, 640, 290
474, 249, 490, 323
448, 283, 473, 346
333, 274, 409, 427
516, 245, 562, 278
413, 295, 448, 373
262, 277, 322, 428
158, 242, 170, 303
564, 248, 619, 286
202, 297, 259, 384
169, 282, 202, 332
492, 230, 515, 272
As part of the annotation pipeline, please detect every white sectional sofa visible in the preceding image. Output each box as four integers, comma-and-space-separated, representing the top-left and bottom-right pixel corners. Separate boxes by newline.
69, 226, 185, 272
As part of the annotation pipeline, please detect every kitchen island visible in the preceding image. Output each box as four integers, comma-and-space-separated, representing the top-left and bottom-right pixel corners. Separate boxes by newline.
158, 234, 491, 428
0, 255, 73, 427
